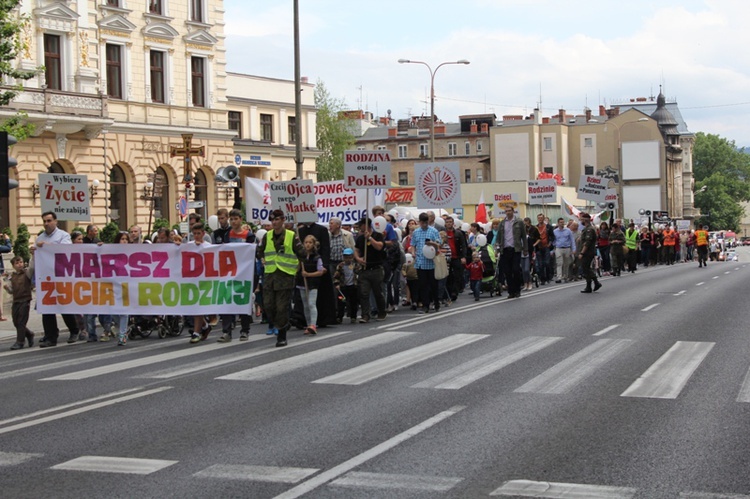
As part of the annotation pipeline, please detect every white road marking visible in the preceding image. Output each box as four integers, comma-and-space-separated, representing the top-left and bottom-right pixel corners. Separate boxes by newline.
680, 492, 750, 498
713, 276, 720, 279
194, 465, 318, 483
735, 365, 750, 403
0, 341, 171, 380
40, 341, 243, 380
734, 267, 741, 271
593, 324, 620, 337
0, 451, 43, 466
52, 456, 177, 475
515, 339, 633, 394
696, 282, 705, 286
217, 331, 411, 381
0, 388, 143, 427
725, 271, 731, 275
674, 290, 686, 296
139, 331, 354, 379
641, 303, 660, 312
412, 336, 562, 390
330, 471, 463, 491
272, 405, 465, 499
0, 387, 172, 436
312, 334, 487, 385
621, 341, 714, 399
490, 479, 636, 498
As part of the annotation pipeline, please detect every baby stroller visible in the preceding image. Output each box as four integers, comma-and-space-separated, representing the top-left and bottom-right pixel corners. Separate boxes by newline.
127, 315, 184, 340
477, 244, 499, 297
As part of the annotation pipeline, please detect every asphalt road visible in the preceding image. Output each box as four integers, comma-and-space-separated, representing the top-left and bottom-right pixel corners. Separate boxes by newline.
1, 252, 749, 499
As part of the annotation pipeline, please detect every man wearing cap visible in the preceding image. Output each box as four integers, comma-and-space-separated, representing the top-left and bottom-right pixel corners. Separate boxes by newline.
258, 209, 304, 347
353, 217, 387, 322
410, 212, 442, 313
578, 212, 602, 293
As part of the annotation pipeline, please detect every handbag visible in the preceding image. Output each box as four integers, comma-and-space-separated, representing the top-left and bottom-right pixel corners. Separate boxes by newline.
434, 255, 449, 280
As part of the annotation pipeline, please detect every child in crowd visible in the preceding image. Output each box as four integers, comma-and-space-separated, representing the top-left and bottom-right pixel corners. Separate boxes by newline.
334, 247, 360, 324
4, 256, 34, 350
188, 223, 214, 344
466, 252, 486, 301
297, 235, 325, 335
402, 253, 418, 310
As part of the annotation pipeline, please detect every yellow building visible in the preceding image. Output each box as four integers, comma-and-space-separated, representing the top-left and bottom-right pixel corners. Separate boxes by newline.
0, 0, 238, 235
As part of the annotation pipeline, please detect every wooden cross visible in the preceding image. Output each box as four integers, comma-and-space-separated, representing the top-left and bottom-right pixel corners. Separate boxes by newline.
170, 133, 205, 183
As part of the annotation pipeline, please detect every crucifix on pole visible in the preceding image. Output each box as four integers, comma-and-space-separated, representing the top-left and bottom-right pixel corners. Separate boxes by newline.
170, 133, 205, 240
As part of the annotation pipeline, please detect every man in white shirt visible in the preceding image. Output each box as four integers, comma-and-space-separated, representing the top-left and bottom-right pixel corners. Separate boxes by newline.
31, 211, 81, 347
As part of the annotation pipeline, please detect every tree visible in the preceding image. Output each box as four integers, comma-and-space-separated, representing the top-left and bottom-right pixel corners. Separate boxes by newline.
693, 132, 750, 230
0, 0, 37, 139
314, 80, 355, 181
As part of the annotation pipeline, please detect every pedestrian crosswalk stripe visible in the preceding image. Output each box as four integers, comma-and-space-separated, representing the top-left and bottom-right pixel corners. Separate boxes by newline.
140, 331, 355, 379
679, 491, 750, 498
621, 341, 714, 399
0, 451, 43, 466
413, 336, 562, 390
40, 340, 244, 380
330, 471, 462, 492
735, 365, 750, 403
312, 334, 488, 385
515, 339, 633, 394
490, 479, 636, 498
0, 341, 170, 381
51, 456, 178, 475
194, 464, 318, 483
217, 331, 411, 381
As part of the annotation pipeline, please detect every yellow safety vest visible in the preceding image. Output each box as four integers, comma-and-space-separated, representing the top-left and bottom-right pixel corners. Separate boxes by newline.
264, 230, 298, 275
625, 229, 639, 250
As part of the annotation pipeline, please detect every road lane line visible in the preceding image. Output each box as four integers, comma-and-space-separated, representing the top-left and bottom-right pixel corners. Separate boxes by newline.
331, 471, 463, 492
725, 271, 731, 275
194, 465, 319, 483
696, 282, 705, 286
515, 339, 633, 394
217, 331, 412, 381
593, 324, 620, 337
140, 331, 355, 379
0, 387, 172, 436
621, 341, 714, 399
736, 365, 750, 403
312, 334, 487, 385
713, 276, 719, 279
412, 336, 562, 390
52, 456, 177, 475
0, 388, 143, 427
490, 479, 636, 498
40, 341, 244, 380
641, 303, 660, 312
680, 491, 750, 498
273, 405, 465, 499
674, 290, 686, 296
0, 452, 44, 466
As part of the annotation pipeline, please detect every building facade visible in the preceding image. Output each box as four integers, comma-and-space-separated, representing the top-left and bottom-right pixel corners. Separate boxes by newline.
226, 73, 319, 184
0, 0, 237, 235
490, 95, 697, 222
355, 114, 493, 187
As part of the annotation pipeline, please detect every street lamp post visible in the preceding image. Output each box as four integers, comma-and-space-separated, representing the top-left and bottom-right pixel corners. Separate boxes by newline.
591, 117, 649, 221
398, 58, 470, 161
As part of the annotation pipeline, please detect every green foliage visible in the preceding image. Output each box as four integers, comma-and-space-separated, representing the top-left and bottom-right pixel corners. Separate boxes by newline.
99, 222, 120, 244
12, 223, 29, 264
153, 218, 170, 232
693, 132, 750, 231
0, 1, 39, 106
314, 79, 355, 181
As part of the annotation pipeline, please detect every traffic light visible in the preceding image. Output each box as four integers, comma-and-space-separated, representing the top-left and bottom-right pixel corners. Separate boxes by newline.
0, 131, 18, 198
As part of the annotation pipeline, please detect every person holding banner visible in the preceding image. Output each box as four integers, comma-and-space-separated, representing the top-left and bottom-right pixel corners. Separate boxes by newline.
217, 209, 255, 342
32, 212, 81, 347
353, 217, 388, 323
258, 209, 304, 347
188, 223, 215, 344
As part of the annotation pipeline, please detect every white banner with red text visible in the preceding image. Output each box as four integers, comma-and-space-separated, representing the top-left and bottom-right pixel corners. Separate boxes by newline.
34, 243, 256, 315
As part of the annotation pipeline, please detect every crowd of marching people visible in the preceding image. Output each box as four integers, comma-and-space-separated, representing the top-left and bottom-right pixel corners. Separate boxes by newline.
3, 205, 735, 351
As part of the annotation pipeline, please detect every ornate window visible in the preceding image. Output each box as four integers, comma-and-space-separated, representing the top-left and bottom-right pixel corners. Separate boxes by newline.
105, 44, 123, 99
109, 164, 128, 231
191, 56, 205, 107
154, 166, 170, 223
149, 50, 165, 103
44, 34, 62, 90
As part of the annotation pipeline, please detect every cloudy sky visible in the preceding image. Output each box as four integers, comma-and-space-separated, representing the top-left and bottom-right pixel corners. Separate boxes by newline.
224, 0, 750, 146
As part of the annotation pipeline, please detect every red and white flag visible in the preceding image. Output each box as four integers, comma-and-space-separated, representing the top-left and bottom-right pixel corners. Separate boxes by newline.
475, 190, 488, 223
